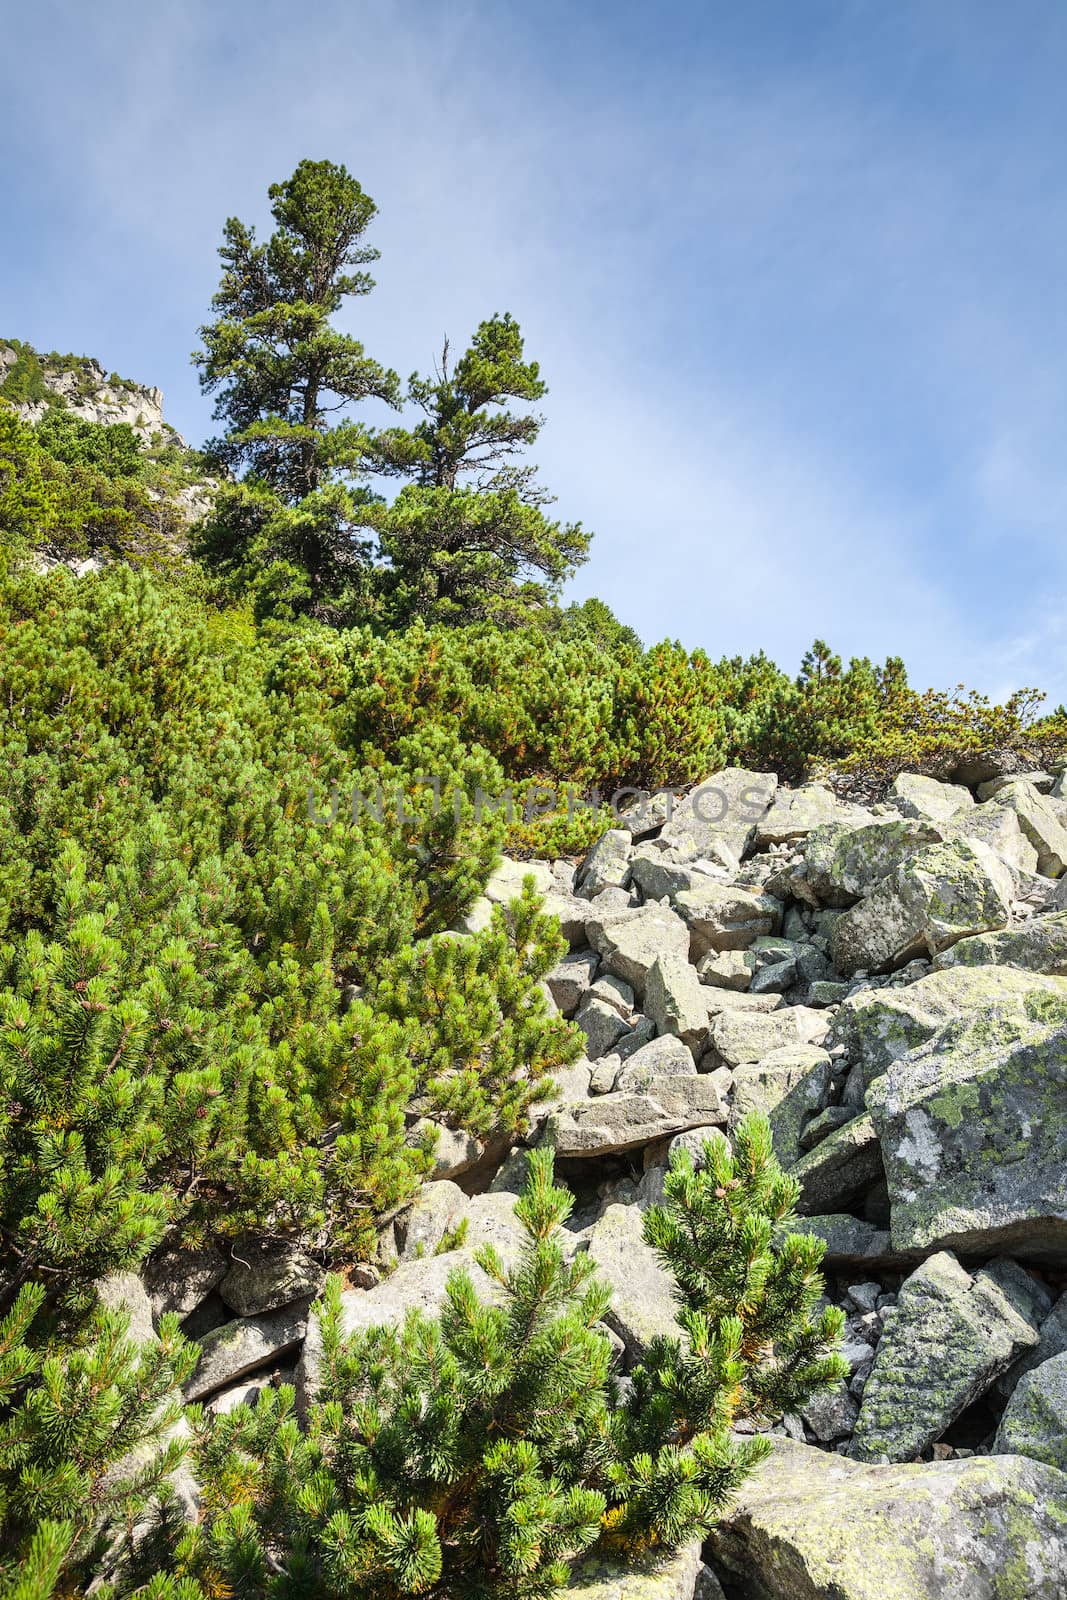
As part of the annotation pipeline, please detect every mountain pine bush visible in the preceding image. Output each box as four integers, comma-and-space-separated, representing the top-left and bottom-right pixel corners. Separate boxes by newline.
159, 1123, 841, 1599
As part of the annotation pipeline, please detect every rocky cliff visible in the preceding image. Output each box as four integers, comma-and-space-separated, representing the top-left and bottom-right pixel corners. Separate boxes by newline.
0, 338, 184, 444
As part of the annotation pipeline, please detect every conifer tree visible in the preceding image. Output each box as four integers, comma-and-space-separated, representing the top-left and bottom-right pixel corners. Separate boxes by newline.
164, 1121, 842, 1599
624, 1115, 848, 1462
370, 315, 589, 625
193, 159, 400, 623
0, 1284, 198, 1594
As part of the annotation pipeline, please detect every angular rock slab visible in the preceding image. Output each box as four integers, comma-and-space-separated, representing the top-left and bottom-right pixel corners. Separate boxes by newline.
850, 1252, 1040, 1462
828, 964, 1067, 1088
186, 1304, 309, 1401
645, 954, 711, 1056
707, 1437, 1067, 1600
731, 1046, 831, 1168
995, 1351, 1067, 1470
657, 767, 778, 863
803, 817, 942, 906
673, 881, 781, 956
586, 904, 690, 999
754, 783, 839, 846
790, 1114, 884, 1215
831, 838, 1013, 976
219, 1240, 324, 1317
935, 910, 1067, 977
541, 1076, 723, 1158
867, 1006, 1067, 1260
565, 1541, 704, 1600
888, 772, 975, 825
586, 1202, 678, 1365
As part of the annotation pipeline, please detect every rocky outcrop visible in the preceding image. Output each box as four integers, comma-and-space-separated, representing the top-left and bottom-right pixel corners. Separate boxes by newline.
849, 1253, 1041, 1462
708, 1438, 1067, 1599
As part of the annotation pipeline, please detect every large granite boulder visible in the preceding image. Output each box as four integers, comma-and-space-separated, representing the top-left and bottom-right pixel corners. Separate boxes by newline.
830, 838, 1013, 976
991, 779, 1067, 877
888, 772, 975, 825
995, 1352, 1067, 1470
802, 818, 943, 906
828, 965, 1067, 1088
586, 1202, 677, 1364
707, 1437, 1067, 1599
867, 1005, 1067, 1261
657, 768, 778, 863
849, 1252, 1040, 1462
586, 904, 690, 998
935, 911, 1067, 976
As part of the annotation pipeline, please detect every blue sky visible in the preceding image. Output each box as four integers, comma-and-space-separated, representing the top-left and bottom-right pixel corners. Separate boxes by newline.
5, 0, 1067, 702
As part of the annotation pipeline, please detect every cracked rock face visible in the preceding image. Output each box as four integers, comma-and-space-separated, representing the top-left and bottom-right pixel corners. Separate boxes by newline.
867, 1004, 1067, 1260
849, 1252, 1041, 1462
708, 1437, 1067, 1600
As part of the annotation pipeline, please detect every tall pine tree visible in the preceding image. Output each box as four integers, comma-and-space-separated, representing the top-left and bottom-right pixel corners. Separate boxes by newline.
193, 159, 400, 623
370, 314, 590, 626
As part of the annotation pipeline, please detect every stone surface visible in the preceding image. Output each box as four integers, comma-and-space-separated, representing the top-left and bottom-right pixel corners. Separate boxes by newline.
645, 954, 711, 1056
995, 1352, 1067, 1470
412, 1119, 486, 1180
790, 1115, 884, 1214
673, 881, 781, 956
577, 829, 632, 898
828, 964, 1067, 1087
804, 818, 942, 906
800, 1381, 859, 1443
296, 1246, 516, 1409
186, 1305, 309, 1401
96, 1272, 156, 1345
992, 779, 1067, 877
575, 993, 631, 1059
850, 1252, 1040, 1462
706, 1006, 822, 1068
755, 784, 839, 846
696, 948, 755, 989
867, 1003, 1067, 1260
396, 1180, 466, 1262
630, 855, 725, 902
565, 1540, 703, 1600
888, 772, 975, 825
142, 1246, 228, 1322
546, 948, 600, 1016
541, 1076, 723, 1157
485, 856, 556, 903
614, 1033, 696, 1087
586, 904, 690, 998
586, 1202, 678, 1364
708, 1437, 1067, 1600
219, 1241, 324, 1317
831, 839, 1013, 976
783, 1214, 915, 1271
935, 910, 1067, 976
731, 1046, 831, 1167
657, 767, 778, 863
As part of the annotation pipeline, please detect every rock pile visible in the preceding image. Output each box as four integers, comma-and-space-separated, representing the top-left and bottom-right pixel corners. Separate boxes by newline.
137, 763, 1067, 1597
